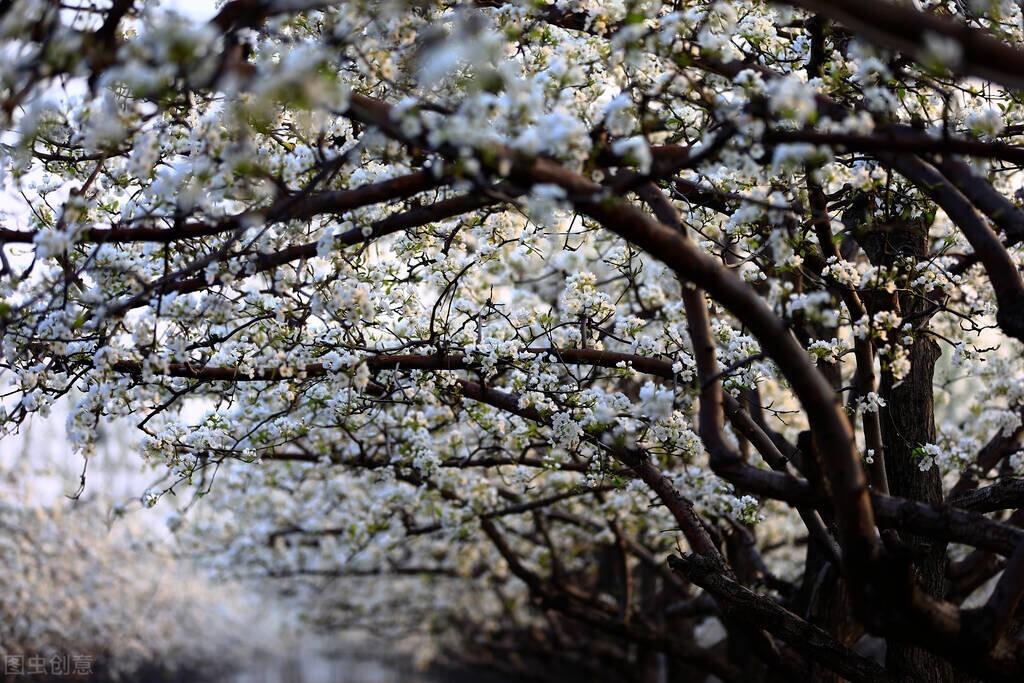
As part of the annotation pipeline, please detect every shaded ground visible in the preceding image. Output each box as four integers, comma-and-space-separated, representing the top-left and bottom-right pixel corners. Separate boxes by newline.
226, 651, 518, 683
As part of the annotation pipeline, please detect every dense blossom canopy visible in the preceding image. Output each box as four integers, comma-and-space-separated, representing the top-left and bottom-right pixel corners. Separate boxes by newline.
2, 0, 1024, 680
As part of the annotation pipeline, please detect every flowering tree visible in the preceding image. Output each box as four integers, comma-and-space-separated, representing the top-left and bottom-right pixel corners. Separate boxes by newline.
3, 0, 1024, 680
0, 498, 265, 681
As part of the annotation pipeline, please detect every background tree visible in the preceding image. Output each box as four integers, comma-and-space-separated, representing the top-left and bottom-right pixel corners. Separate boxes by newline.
2, 0, 1024, 680
0, 467, 265, 680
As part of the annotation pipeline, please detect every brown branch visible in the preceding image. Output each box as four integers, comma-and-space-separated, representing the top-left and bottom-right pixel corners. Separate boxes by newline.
962, 541, 1024, 650
766, 128, 1024, 166
0, 170, 443, 245
933, 158, 1024, 245
781, 0, 1024, 90
111, 351, 1024, 557
883, 153, 1024, 341
455, 378, 725, 564
269, 484, 614, 542
668, 553, 904, 683
808, 176, 889, 494
950, 422, 1024, 497
344, 90, 877, 587
948, 478, 1024, 513
103, 187, 509, 318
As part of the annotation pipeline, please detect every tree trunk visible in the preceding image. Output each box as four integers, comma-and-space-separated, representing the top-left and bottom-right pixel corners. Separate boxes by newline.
856, 219, 952, 681
880, 333, 950, 681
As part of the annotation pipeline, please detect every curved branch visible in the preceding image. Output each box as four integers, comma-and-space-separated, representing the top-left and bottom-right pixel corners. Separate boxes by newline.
669, 553, 903, 683
781, 0, 1024, 90
948, 478, 1024, 513
0, 170, 444, 245
884, 154, 1024, 341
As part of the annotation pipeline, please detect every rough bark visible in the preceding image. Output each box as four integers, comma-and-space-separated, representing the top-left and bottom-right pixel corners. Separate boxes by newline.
880, 335, 948, 680
859, 221, 951, 681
